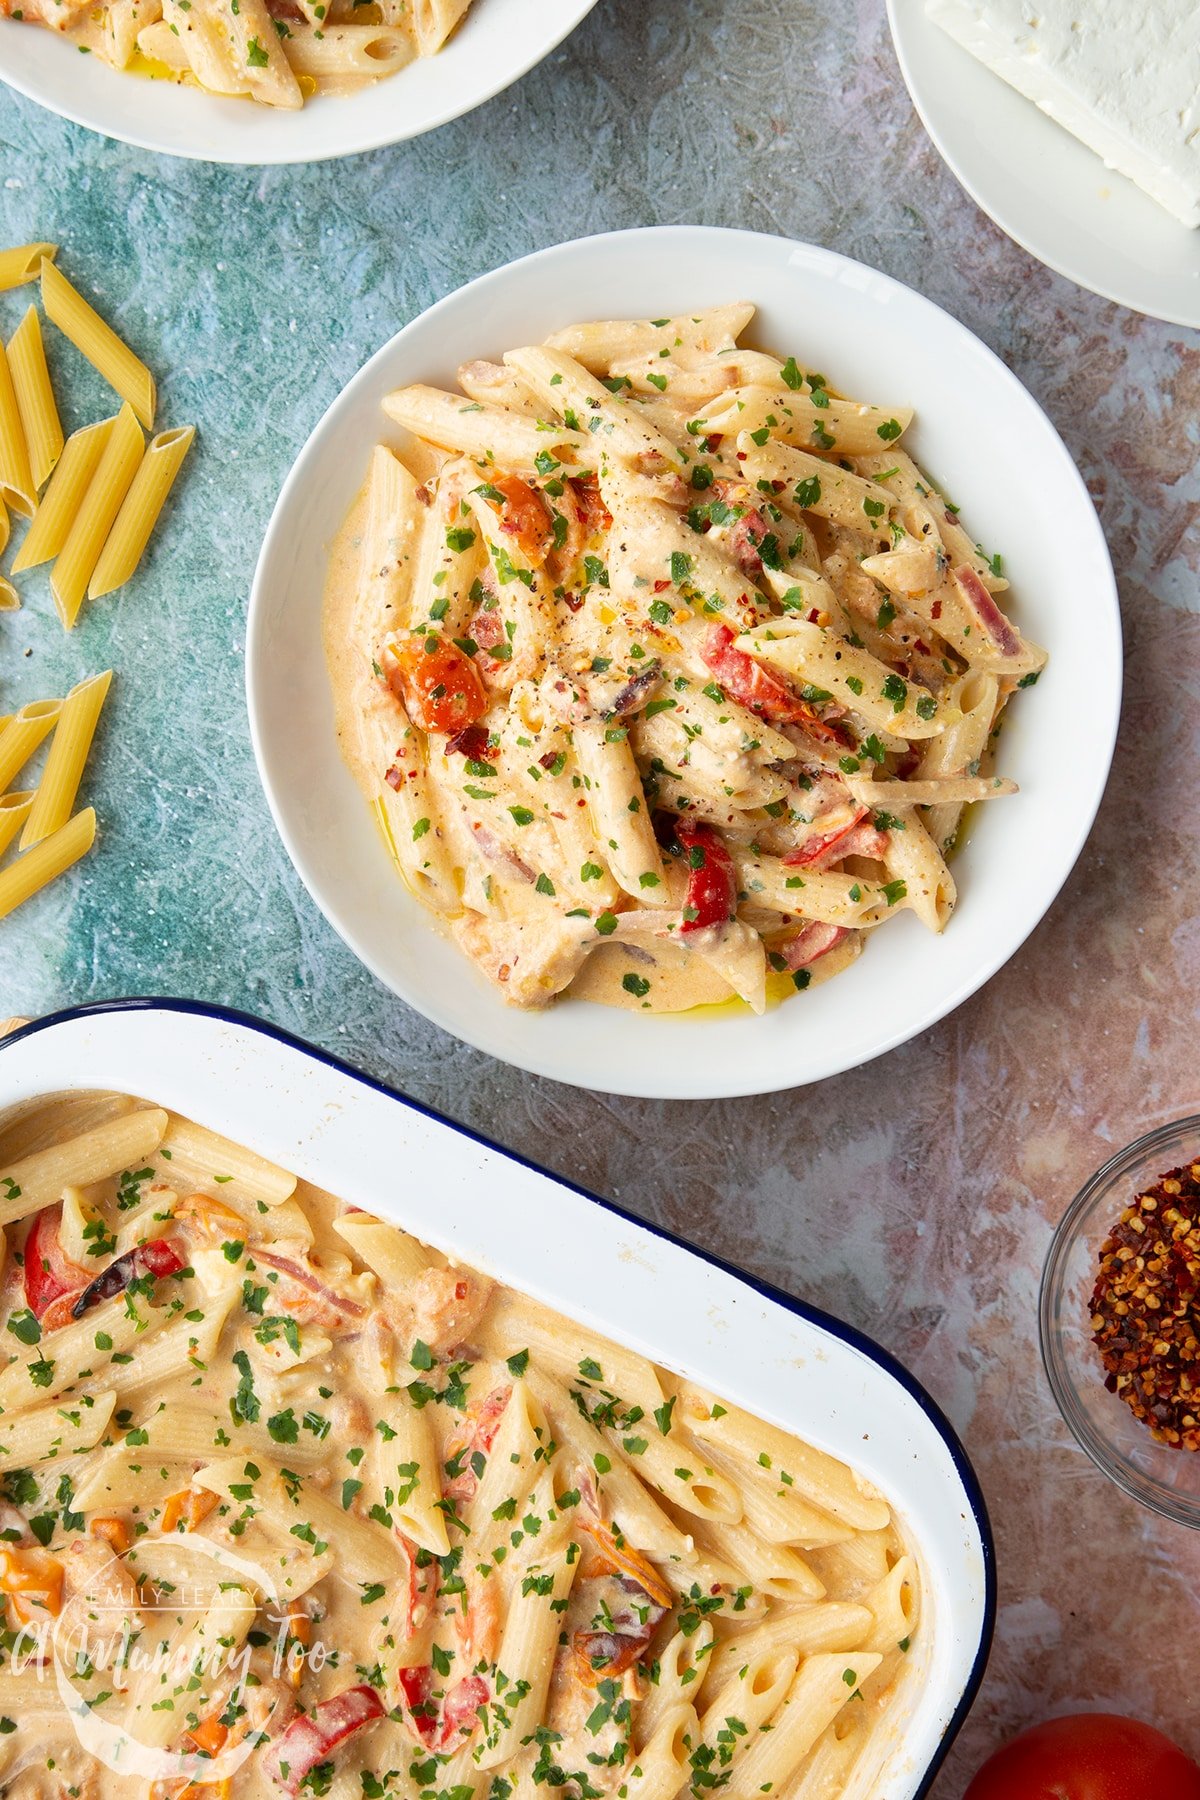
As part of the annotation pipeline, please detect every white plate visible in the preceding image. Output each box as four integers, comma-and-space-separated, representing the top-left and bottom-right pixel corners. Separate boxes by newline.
247, 224, 1122, 1100
887, 0, 1200, 326
0, 0, 596, 164
0, 998, 996, 1799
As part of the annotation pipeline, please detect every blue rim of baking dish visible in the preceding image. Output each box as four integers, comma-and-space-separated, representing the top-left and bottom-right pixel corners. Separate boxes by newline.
0, 995, 997, 1794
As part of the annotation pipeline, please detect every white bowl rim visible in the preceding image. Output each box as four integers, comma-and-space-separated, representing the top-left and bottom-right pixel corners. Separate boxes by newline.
0, 0, 599, 164
0, 994, 999, 1797
246, 222, 1123, 1099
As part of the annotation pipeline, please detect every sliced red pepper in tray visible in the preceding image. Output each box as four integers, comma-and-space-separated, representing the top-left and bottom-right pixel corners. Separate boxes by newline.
69, 1237, 186, 1320
23, 1206, 88, 1324
263, 1684, 386, 1794
674, 819, 737, 937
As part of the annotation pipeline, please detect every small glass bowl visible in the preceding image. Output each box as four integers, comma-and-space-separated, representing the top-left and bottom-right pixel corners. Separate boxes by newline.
1040, 1115, 1200, 1528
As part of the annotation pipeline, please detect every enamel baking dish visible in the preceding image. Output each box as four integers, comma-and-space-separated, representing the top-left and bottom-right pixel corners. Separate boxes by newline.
0, 999, 994, 1796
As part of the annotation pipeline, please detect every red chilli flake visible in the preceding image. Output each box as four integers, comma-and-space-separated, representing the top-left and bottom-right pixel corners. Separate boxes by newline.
1089, 1159, 1200, 1450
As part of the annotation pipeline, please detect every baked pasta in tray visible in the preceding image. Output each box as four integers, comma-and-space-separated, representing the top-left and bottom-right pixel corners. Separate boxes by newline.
326, 303, 1047, 1016
0, 0, 471, 108
0, 1091, 919, 1797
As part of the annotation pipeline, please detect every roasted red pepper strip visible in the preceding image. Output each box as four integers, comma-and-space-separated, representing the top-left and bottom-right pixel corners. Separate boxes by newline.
701, 623, 844, 743
23, 1207, 88, 1322
782, 809, 870, 869
263, 1684, 386, 1794
397, 1665, 438, 1746
674, 820, 737, 937
69, 1238, 186, 1320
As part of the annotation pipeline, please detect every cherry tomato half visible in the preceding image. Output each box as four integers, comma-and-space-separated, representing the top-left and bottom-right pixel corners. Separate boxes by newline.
965, 1714, 1200, 1800
388, 633, 487, 736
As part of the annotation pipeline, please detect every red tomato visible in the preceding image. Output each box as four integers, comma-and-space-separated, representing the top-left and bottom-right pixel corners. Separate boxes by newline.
23, 1206, 87, 1322
388, 633, 487, 736
485, 473, 553, 566
674, 819, 736, 936
965, 1714, 1200, 1800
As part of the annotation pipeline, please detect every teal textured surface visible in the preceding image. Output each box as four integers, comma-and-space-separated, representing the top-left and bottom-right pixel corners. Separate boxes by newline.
0, 2, 1197, 1781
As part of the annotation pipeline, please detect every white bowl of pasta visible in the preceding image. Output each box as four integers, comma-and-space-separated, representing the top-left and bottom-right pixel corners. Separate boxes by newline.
0, 998, 994, 1798
247, 225, 1122, 1098
0, 0, 597, 162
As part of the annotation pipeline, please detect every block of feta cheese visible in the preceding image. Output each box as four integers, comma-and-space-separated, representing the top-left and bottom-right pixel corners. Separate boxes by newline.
924, 0, 1200, 228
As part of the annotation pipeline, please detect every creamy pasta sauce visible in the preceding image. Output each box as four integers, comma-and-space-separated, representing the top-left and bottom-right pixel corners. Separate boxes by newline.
0, 1094, 919, 1798
323, 306, 1042, 1023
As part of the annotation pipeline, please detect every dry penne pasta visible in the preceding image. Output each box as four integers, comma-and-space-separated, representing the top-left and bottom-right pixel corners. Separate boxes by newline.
0, 338, 35, 517
87, 423, 194, 599
40, 259, 155, 428
7, 306, 62, 490
0, 699, 61, 790
0, 242, 57, 292
11, 416, 116, 573
19, 671, 112, 851
0, 792, 34, 856
50, 403, 144, 628
0, 808, 96, 920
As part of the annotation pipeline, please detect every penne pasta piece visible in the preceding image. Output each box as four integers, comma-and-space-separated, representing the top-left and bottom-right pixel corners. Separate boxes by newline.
736, 619, 949, 739
197, 1455, 406, 1586
7, 308, 62, 491
868, 808, 956, 933
0, 792, 34, 857
637, 1620, 715, 1748
383, 383, 586, 466
140, 5, 250, 93
621, 1703, 699, 1800
505, 344, 685, 469
40, 259, 156, 428
359, 443, 424, 627
0, 807, 96, 921
696, 384, 913, 456
157, 1112, 297, 1207
570, 715, 666, 902
0, 1290, 171, 1413
50, 404, 144, 629
0, 1105, 167, 1227
545, 303, 756, 372
704, 1604, 874, 1689
0, 496, 8, 559
11, 417, 116, 573
0, 338, 35, 518
88, 424, 194, 599
0, 243, 57, 292
332, 1211, 433, 1286
105, 0, 162, 63
411, 0, 469, 53
0, 1388, 116, 1465
477, 1287, 667, 1418
282, 22, 413, 76
678, 1387, 892, 1532
0, 578, 17, 611
0, 699, 61, 790
20, 671, 112, 851
732, 1652, 884, 1796
475, 1539, 577, 1768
